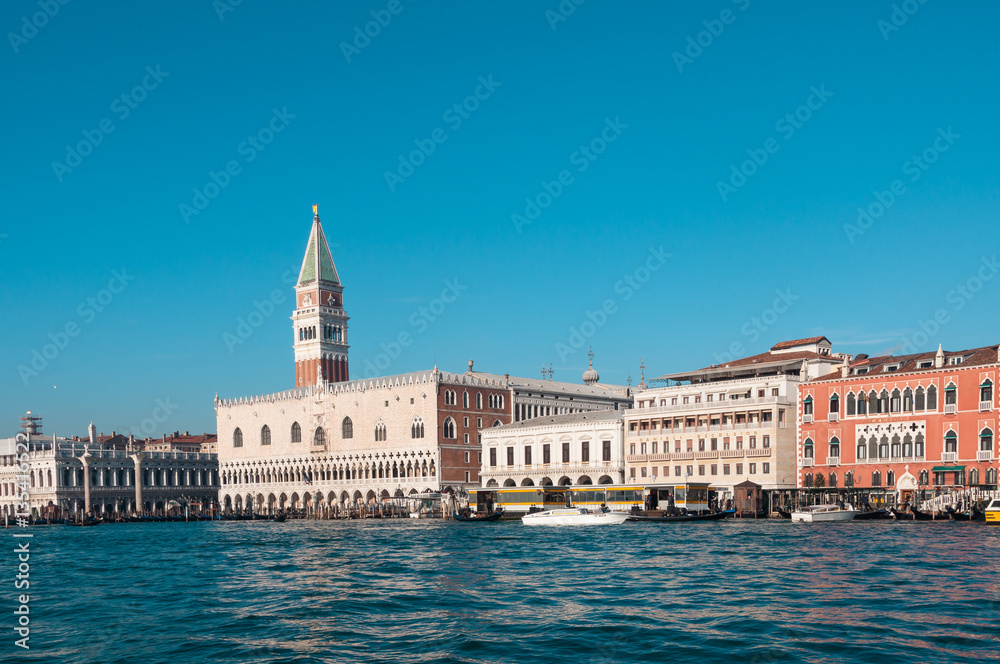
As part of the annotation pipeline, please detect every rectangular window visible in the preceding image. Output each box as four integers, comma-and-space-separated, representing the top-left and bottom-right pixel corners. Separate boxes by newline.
465, 471, 470, 482
562, 443, 570, 463
651, 441, 658, 454
687, 440, 693, 452
736, 463, 743, 475
477, 417, 483, 428
683, 396, 689, 404
736, 437, 743, 450
749, 436, 757, 449
543, 444, 551, 464
698, 465, 705, 476
762, 462, 770, 474
675, 466, 682, 476
477, 434, 482, 445
464, 417, 469, 427
723, 464, 730, 475
698, 440, 705, 451
525, 446, 532, 465
464, 433, 470, 444
489, 448, 497, 467
762, 435, 770, 448
506, 447, 514, 466
478, 452, 482, 463
749, 463, 757, 474
710, 438, 718, 451
707, 394, 713, 402
641, 467, 647, 478
640, 442, 647, 454
630, 467, 636, 478
603, 440, 611, 461
629, 443, 636, 455
464, 452, 470, 463
671, 398, 678, 405
711, 464, 718, 475
582, 441, 590, 462
772, 388, 779, 396
686, 465, 693, 477
758, 389, 765, 397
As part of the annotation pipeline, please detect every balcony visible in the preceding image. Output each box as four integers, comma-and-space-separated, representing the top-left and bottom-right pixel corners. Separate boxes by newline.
696, 451, 720, 460
942, 451, 958, 463
624, 394, 793, 418
746, 448, 771, 458
945, 404, 957, 415
978, 450, 994, 462
828, 412, 839, 422
803, 413, 814, 424
826, 456, 840, 467
801, 457, 815, 468
980, 401, 993, 412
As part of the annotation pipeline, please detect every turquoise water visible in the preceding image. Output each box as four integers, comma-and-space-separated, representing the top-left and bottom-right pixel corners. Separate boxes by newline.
12, 520, 1000, 663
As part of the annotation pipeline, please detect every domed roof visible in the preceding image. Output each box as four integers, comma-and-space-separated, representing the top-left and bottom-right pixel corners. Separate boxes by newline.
582, 348, 600, 385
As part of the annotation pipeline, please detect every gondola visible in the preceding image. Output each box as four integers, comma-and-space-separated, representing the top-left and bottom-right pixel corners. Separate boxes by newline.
628, 509, 735, 523
889, 507, 914, 520
946, 507, 974, 521
852, 508, 892, 520
452, 509, 504, 522
909, 506, 937, 521
273, 513, 287, 522
971, 507, 986, 522
63, 518, 101, 526
776, 509, 792, 519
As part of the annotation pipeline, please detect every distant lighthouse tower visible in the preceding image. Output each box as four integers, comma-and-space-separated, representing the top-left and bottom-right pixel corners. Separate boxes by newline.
293, 205, 350, 387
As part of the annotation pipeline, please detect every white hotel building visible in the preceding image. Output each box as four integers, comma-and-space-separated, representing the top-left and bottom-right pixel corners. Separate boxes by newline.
623, 338, 842, 496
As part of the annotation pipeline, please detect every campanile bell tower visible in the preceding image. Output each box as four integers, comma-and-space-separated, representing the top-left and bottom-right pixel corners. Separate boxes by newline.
293, 205, 350, 386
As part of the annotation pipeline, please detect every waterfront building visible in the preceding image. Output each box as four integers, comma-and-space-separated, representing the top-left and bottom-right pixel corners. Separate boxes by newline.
215, 208, 631, 515
623, 338, 842, 498
479, 409, 626, 489
0, 421, 219, 518
798, 344, 1000, 504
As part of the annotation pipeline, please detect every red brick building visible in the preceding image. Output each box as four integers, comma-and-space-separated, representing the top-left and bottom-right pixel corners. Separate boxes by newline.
798, 344, 999, 504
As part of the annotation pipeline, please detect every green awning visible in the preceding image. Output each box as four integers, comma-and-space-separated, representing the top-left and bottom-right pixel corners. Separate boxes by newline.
931, 465, 966, 472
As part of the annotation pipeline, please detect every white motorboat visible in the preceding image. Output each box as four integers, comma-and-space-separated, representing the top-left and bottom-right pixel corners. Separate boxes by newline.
790, 504, 856, 523
521, 507, 629, 526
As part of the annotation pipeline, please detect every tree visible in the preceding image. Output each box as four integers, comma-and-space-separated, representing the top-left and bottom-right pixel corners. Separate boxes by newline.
813, 473, 826, 489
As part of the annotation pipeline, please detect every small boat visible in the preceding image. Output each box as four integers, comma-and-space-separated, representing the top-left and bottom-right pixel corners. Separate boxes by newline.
628, 509, 734, 523
908, 506, 936, 521
522, 507, 629, 526
946, 506, 974, 522
63, 518, 101, 527
852, 508, 892, 521
984, 500, 1000, 523
453, 509, 504, 522
790, 505, 855, 523
273, 514, 287, 522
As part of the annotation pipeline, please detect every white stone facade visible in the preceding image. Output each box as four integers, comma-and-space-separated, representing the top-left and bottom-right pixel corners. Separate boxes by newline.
480, 410, 626, 488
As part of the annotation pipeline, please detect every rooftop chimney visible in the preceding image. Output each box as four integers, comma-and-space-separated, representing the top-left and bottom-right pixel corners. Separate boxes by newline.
934, 344, 945, 369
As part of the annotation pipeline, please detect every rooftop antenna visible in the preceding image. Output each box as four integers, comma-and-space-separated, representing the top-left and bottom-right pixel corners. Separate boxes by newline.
626, 372, 633, 387
541, 362, 547, 380
638, 357, 647, 390
547, 363, 554, 381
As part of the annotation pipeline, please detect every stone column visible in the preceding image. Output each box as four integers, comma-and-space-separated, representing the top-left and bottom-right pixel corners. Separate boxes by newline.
130, 452, 146, 514
80, 451, 93, 516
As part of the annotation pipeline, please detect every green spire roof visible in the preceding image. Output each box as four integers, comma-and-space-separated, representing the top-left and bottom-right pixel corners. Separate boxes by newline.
297, 212, 340, 286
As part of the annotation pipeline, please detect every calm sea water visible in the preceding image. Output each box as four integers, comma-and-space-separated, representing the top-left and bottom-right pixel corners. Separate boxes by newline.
11, 519, 1000, 664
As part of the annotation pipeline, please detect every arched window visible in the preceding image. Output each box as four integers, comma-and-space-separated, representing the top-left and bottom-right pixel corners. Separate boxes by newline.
847, 392, 856, 416
314, 427, 326, 447
890, 389, 901, 413
872, 471, 881, 487
969, 468, 980, 486
981, 380, 993, 404
845, 471, 854, 488
903, 387, 913, 412
803, 438, 814, 459
919, 469, 929, 485
829, 472, 838, 488
342, 417, 353, 439
291, 422, 301, 443
879, 390, 889, 414
890, 434, 900, 458
804, 473, 813, 488
878, 435, 889, 458
927, 385, 937, 410
261, 425, 271, 446
944, 430, 957, 453
493, 419, 502, 427
981, 428, 993, 451
829, 393, 840, 415
803, 396, 814, 416
476, 393, 483, 409
829, 437, 840, 459
233, 428, 243, 447
857, 393, 867, 416
443, 417, 456, 439
944, 383, 957, 406
497, 394, 504, 409
987, 467, 997, 486
868, 391, 879, 414
902, 433, 913, 458
463, 391, 469, 408
857, 437, 867, 460
445, 390, 456, 406
915, 433, 925, 457
868, 437, 877, 460
886, 470, 895, 486
374, 421, 386, 442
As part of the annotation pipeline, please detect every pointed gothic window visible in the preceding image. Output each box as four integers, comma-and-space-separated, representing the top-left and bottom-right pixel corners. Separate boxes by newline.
291, 422, 301, 443
261, 425, 271, 446
233, 428, 243, 448
342, 417, 353, 439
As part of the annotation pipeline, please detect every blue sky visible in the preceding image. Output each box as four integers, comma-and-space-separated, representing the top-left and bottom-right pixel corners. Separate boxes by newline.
1, 1, 998, 437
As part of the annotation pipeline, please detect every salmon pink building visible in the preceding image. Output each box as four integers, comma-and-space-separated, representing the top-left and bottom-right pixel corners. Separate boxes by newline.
798, 344, 1000, 504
